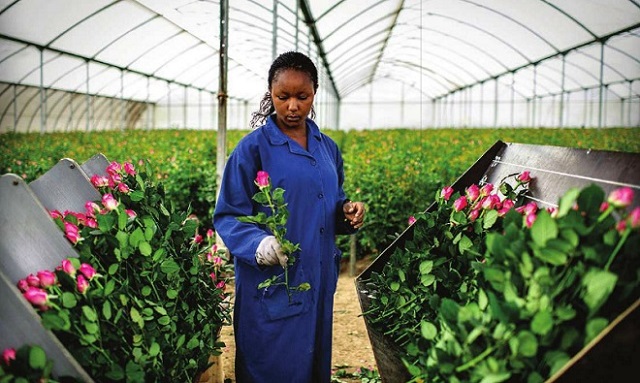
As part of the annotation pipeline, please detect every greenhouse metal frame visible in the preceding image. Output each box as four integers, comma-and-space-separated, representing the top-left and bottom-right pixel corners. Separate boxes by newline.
0, 0, 638, 134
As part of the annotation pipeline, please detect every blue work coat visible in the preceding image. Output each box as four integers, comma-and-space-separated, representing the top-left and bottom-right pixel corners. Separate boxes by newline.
213, 116, 356, 383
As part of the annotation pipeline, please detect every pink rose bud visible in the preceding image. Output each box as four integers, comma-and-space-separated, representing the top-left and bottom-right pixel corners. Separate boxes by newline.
212, 244, 218, 253
209, 272, 217, 282
453, 196, 468, 212
628, 207, 640, 229
61, 259, 76, 276
85, 201, 100, 217
599, 201, 609, 212
616, 219, 627, 234
23, 287, 48, 306
466, 184, 480, 202
440, 186, 454, 201
547, 206, 559, 218
517, 171, 531, 183
256, 170, 270, 189
26, 273, 40, 287
64, 221, 81, 244
608, 187, 634, 208
85, 217, 98, 228
90, 174, 109, 188
525, 213, 537, 228
17, 279, 29, 292
37, 270, 57, 288
102, 193, 119, 211
106, 161, 122, 176
206, 252, 213, 262
468, 209, 480, 222
117, 183, 130, 194
79, 263, 97, 280
206, 229, 214, 238
194, 234, 203, 244
216, 281, 226, 290
49, 210, 63, 219
408, 216, 417, 225
516, 202, 538, 216
479, 183, 493, 197
77, 275, 89, 294
213, 256, 223, 267
498, 199, 515, 216
2, 348, 16, 366
481, 195, 500, 210
123, 162, 136, 176
125, 209, 137, 218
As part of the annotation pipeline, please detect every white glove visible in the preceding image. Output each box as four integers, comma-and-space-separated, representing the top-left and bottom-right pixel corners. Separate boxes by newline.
255, 236, 288, 267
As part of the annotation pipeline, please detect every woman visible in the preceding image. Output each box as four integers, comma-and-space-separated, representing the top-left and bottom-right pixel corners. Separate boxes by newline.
213, 51, 366, 382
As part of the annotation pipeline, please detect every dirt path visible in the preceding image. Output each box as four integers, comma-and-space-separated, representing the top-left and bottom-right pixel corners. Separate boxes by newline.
219, 259, 377, 382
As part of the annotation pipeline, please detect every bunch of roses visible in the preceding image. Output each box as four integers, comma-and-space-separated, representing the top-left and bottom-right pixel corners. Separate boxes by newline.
14, 159, 233, 382
364, 174, 640, 383
0, 344, 77, 382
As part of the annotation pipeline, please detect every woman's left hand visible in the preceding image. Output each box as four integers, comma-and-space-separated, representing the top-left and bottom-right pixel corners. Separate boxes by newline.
343, 201, 366, 229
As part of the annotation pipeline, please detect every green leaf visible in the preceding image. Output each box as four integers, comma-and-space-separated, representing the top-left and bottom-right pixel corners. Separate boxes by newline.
582, 269, 617, 314
167, 289, 178, 299
531, 210, 557, 247
420, 320, 437, 340
104, 279, 116, 295
458, 234, 473, 254
149, 342, 160, 357
531, 310, 553, 335
41, 311, 70, 331
138, 241, 152, 256
130, 307, 144, 329
186, 335, 200, 349
141, 286, 152, 296
158, 316, 171, 326
61, 292, 78, 308
440, 298, 460, 324
585, 317, 609, 344
103, 300, 112, 320
129, 190, 144, 202
390, 282, 400, 291
97, 213, 115, 232
557, 187, 581, 218
129, 228, 144, 247
483, 209, 499, 229
160, 259, 180, 274
533, 247, 567, 266
125, 360, 145, 383
28, 345, 47, 369
421, 274, 436, 287
517, 330, 538, 357
82, 306, 98, 322
419, 260, 433, 275
480, 373, 511, 383
118, 209, 128, 230
577, 184, 605, 218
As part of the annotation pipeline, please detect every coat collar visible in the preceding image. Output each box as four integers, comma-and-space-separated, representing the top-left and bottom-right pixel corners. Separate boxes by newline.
263, 115, 322, 155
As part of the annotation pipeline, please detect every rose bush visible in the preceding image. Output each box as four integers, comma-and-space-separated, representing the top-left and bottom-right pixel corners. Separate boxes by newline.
10, 160, 233, 382
362, 174, 640, 382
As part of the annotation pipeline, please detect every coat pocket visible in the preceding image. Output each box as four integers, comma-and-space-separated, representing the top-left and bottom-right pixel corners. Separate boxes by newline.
259, 263, 311, 321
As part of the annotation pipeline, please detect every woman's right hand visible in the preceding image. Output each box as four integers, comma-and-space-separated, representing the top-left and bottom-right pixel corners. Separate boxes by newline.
255, 236, 288, 267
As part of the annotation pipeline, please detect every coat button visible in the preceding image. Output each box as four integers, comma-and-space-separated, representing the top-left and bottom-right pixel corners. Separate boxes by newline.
320, 228, 324, 234
318, 193, 324, 199
311, 160, 316, 166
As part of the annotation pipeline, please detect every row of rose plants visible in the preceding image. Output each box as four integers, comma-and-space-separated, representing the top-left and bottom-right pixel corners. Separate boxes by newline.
1, 160, 233, 382
361, 172, 640, 382
2, 128, 639, 261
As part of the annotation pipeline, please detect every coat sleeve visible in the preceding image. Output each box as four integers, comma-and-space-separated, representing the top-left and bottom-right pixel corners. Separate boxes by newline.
213, 144, 269, 267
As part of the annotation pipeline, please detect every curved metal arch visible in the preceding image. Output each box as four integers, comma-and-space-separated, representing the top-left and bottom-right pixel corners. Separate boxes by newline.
538, 0, 599, 40
91, 14, 161, 59
122, 30, 183, 69
330, 35, 389, 74
321, 0, 394, 43
148, 40, 205, 77
45, 0, 121, 47
368, 0, 405, 84
0, 43, 29, 66
324, 10, 399, 57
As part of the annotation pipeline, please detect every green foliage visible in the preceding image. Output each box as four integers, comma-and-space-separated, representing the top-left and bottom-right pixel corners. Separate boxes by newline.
15, 160, 233, 382
362, 179, 640, 382
0, 344, 78, 383
1, 127, 639, 260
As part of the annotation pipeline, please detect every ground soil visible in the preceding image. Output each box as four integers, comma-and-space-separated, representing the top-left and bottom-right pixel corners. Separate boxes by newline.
218, 258, 377, 382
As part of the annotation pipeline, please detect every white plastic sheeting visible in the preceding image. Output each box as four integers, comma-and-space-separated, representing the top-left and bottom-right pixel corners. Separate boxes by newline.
0, 0, 638, 132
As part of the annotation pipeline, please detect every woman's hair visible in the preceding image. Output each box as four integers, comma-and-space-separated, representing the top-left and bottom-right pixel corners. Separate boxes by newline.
250, 51, 319, 129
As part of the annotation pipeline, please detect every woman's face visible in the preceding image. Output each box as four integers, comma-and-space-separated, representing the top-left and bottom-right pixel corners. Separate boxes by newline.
270, 69, 315, 131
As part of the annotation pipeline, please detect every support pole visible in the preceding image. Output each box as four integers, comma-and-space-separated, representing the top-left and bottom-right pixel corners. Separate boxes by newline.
217, 0, 229, 202
39, 49, 45, 134
598, 41, 605, 128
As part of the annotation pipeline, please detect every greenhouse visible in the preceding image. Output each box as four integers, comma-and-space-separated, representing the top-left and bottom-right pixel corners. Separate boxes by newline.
0, 0, 639, 133
1, 1, 639, 383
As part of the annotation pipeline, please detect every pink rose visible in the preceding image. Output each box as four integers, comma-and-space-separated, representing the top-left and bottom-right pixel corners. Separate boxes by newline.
49, 210, 63, 219
125, 209, 137, 218
123, 162, 136, 176
209, 272, 217, 282
90, 174, 109, 188
516, 202, 538, 216
525, 213, 537, 228
17, 279, 29, 292
481, 195, 500, 210
616, 220, 627, 234
106, 161, 122, 176
85, 217, 98, 228
440, 186, 454, 201
79, 263, 97, 280
216, 280, 226, 290
608, 187, 634, 208
117, 183, 130, 194
77, 275, 89, 294
547, 206, 559, 218
498, 199, 515, 216
479, 183, 493, 197
102, 193, 119, 211
26, 273, 40, 287
61, 259, 76, 276
453, 196, 468, 212
599, 201, 609, 212
64, 221, 81, 244
465, 184, 480, 202
193, 234, 203, 244
206, 229, 214, 239
213, 256, 223, 267
468, 209, 480, 222
23, 287, 48, 306
256, 171, 270, 189
517, 171, 531, 183
85, 201, 100, 217
37, 270, 57, 288
2, 348, 16, 366
408, 216, 417, 225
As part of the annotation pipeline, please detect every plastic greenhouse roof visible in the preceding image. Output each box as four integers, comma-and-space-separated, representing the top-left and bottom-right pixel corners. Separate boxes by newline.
0, 0, 638, 107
